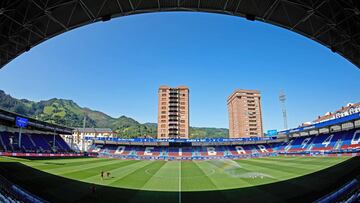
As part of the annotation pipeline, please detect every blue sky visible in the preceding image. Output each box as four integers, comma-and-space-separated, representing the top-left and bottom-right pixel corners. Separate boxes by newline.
0, 12, 359, 131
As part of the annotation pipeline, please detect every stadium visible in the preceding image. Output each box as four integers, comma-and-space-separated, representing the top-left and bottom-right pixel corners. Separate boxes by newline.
0, 105, 359, 202
0, 1, 360, 203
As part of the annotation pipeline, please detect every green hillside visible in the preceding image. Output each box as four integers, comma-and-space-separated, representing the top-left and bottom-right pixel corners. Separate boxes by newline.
0, 90, 228, 138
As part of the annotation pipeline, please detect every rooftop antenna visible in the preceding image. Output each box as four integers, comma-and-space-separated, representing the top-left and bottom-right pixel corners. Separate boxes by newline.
279, 90, 288, 130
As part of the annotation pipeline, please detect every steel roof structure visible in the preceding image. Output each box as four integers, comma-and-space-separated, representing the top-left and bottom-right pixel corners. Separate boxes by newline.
0, 0, 359, 69
0, 108, 73, 134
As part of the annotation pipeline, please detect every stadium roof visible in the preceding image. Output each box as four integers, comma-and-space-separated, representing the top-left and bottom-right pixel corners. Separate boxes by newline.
313, 102, 360, 123
0, 0, 359, 69
0, 108, 73, 134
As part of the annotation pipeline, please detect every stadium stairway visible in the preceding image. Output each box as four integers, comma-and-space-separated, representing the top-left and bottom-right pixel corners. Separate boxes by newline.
27, 134, 37, 150
0, 133, 6, 151
0, 191, 20, 203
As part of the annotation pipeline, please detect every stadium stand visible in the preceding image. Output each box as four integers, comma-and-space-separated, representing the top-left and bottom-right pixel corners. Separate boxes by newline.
89, 144, 276, 160
88, 128, 360, 160
276, 128, 360, 155
0, 175, 46, 203
315, 178, 360, 203
0, 132, 72, 153
0, 189, 19, 203
0, 107, 358, 202
0, 109, 83, 157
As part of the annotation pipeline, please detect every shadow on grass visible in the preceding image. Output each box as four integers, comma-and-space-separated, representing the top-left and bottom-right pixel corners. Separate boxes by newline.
0, 157, 359, 203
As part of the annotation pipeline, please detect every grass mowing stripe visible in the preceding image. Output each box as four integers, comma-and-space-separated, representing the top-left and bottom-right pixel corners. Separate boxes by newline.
218, 160, 282, 181
125, 162, 179, 203
1, 156, 351, 195
193, 161, 226, 189
51, 159, 127, 175
110, 161, 165, 189
254, 158, 326, 170
196, 160, 285, 202
236, 158, 327, 195
60, 160, 139, 180
205, 160, 278, 187
99, 160, 154, 185
259, 156, 349, 167
238, 158, 317, 175
0, 156, 37, 163
35, 158, 101, 164
250, 157, 346, 172
15, 159, 128, 192
140, 161, 180, 191
180, 161, 217, 191
29, 158, 114, 171
44, 161, 150, 196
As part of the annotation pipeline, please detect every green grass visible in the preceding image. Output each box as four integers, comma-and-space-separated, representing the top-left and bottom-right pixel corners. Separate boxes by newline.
0, 156, 351, 191
0, 156, 359, 203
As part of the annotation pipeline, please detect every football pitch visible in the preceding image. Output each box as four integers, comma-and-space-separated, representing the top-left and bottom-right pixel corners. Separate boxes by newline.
0, 156, 359, 203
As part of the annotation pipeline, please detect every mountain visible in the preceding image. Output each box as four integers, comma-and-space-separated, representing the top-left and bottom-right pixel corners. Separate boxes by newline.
190, 127, 229, 139
0, 90, 228, 138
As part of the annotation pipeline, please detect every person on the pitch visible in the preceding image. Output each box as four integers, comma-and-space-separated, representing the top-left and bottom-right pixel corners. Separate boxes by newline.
100, 170, 104, 180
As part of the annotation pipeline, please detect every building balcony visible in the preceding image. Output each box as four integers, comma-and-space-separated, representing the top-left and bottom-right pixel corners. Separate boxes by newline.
169, 133, 178, 136
169, 128, 178, 131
